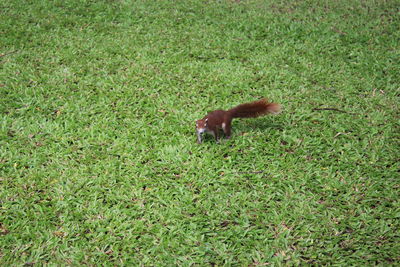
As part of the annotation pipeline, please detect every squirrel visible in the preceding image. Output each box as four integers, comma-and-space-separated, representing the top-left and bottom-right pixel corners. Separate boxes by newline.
195, 98, 281, 143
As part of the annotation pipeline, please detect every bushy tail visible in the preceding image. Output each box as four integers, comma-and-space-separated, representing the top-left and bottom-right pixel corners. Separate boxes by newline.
228, 98, 281, 119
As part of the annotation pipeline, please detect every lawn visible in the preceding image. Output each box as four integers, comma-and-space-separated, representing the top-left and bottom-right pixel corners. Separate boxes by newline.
1, 0, 399, 265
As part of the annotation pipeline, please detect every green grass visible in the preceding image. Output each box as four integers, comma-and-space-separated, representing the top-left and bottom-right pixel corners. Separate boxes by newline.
1, 0, 399, 265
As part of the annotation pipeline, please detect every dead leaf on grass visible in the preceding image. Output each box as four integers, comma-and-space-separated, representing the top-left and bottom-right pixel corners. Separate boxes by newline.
0, 224, 9, 235
53, 231, 67, 238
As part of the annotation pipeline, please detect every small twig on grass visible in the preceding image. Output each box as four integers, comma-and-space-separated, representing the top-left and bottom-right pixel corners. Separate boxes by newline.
334, 132, 348, 138
312, 108, 357, 115
0, 50, 17, 58
235, 171, 265, 174
312, 108, 347, 113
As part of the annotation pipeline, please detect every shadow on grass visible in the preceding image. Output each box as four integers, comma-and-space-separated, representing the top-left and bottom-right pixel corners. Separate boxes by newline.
237, 119, 284, 132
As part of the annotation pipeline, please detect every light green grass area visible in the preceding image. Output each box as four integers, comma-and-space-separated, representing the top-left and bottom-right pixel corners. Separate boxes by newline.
1, 0, 399, 265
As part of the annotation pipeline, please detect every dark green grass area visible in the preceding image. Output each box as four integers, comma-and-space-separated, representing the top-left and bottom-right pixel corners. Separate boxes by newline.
1, 0, 399, 265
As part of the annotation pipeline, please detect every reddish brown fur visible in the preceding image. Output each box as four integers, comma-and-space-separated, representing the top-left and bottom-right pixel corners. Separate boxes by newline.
196, 98, 281, 143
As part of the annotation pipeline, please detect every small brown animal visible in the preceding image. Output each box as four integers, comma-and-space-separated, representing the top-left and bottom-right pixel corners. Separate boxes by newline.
195, 98, 281, 143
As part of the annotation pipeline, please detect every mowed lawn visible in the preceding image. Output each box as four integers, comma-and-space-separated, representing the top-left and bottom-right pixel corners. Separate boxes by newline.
1, 0, 399, 265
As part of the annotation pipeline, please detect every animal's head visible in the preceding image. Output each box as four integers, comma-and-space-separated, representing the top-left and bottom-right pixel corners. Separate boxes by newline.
195, 118, 208, 143
195, 118, 208, 132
